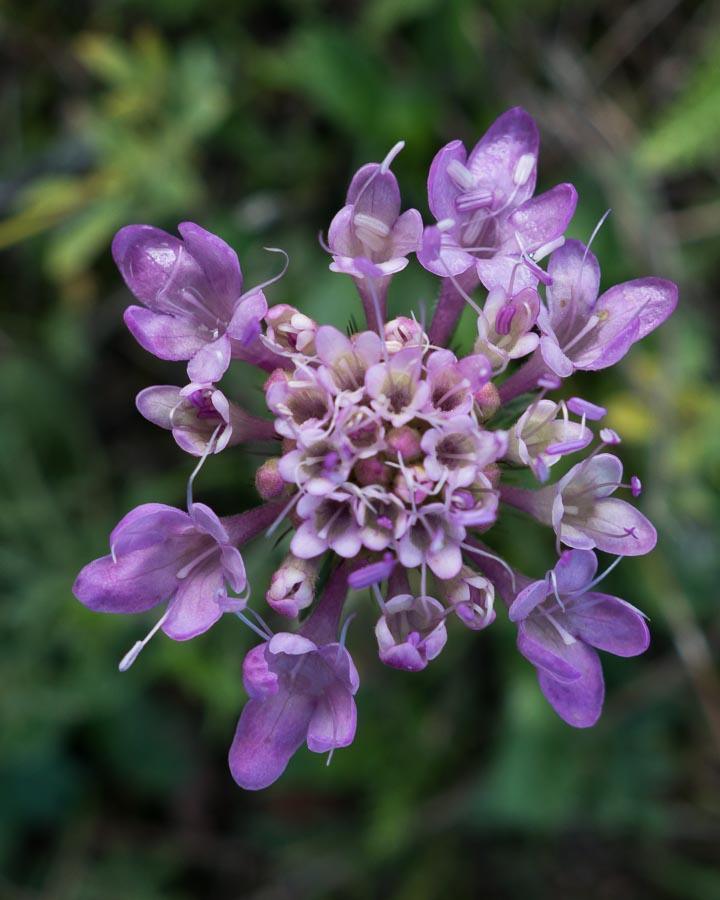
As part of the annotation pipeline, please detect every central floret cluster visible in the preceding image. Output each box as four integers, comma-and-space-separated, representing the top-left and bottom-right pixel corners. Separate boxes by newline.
73, 107, 678, 792
265, 319, 504, 585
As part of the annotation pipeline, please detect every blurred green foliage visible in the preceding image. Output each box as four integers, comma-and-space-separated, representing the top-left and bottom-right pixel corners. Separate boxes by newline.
1, 0, 719, 898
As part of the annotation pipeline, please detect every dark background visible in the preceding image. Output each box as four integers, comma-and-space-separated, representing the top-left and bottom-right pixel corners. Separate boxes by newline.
1, 1, 719, 897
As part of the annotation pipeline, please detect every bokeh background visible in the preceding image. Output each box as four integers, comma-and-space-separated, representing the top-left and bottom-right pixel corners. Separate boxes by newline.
1, 1, 719, 897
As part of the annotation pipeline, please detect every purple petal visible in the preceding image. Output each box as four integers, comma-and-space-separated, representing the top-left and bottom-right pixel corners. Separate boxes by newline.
110, 503, 191, 556
268, 633, 317, 656
546, 239, 601, 327
178, 222, 242, 312
221, 546, 247, 593
162, 563, 224, 640
574, 278, 679, 370
567, 593, 650, 657
427, 140, 468, 221
187, 334, 232, 383
539, 335, 575, 377
585, 498, 657, 556
227, 291, 268, 346
229, 692, 315, 790
242, 644, 278, 699
347, 163, 401, 225
112, 225, 188, 310
509, 578, 549, 622
306, 680, 357, 752
189, 502, 229, 545
467, 107, 539, 203
73, 549, 178, 615
553, 549, 598, 595
517, 619, 583, 682
123, 307, 208, 361
136, 385, 181, 430
502, 183, 577, 250
537, 642, 605, 727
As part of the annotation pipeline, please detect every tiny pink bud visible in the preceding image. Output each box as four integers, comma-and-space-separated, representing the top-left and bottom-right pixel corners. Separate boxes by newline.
255, 458, 285, 500
386, 426, 423, 462
474, 382, 501, 420
354, 456, 392, 486
264, 368, 289, 392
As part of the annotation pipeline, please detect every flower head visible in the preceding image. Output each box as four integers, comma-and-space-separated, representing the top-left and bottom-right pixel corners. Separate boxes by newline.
75, 107, 677, 789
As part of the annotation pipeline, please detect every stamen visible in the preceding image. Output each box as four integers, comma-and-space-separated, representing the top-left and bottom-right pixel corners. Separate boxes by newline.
545, 437, 591, 456
513, 153, 535, 187
380, 140, 405, 174
118, 607, 171, 671
186, 423, 223, 509
446, 160, 475, 191
548, 570, 566, 611
631, 475, 642, 497
175, 545, 217, 579
494, 305, 516, 335
567, 397, 607, 421
250, 246, 290, 294
455, 189, 494, 212
372, 583, 387, 612
235, 610, 274, 642
347, 554, 396, 590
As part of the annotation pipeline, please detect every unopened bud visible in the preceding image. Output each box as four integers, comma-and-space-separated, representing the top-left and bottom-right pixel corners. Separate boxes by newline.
474, 382, 501, 421
267, 555, 320, 616
354, 456, 392, 486
264, 368, 289, 393
386, 426, 423, 462
255, 458, 285, 499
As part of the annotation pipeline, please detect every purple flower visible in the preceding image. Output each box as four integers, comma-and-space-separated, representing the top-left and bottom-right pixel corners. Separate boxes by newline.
375, 593, 448, 671
417, 108, 576, 289
328, 145, 423, 280
114, 222, 272, 381
505, 398, 592, 481
229, 632, 359, 790
136, 383, 277, 456
509, 550, 649, 726
538, 239, 678, 376
502, 453, 657, 556
74, 502, 278, 641
327, 144, 423, 332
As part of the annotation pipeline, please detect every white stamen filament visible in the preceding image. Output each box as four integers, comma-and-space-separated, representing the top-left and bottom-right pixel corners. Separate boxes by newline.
118, 607, 171, 672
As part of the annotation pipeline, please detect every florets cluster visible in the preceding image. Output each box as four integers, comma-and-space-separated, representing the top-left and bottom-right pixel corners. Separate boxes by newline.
73, 108, 677, 790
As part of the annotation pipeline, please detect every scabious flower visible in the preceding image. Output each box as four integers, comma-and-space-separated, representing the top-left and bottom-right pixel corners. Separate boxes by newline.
74, 107, 677, 789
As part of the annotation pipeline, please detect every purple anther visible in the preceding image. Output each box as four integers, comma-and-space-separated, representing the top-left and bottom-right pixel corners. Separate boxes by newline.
567, 397, 607, 421
376, 515, 393, 530
545, 437, 591, 456
407, 631, 422, 648
631, 475, 642, 498
347, 553, 396, 590
495, 305, 517, 336
600, 427, 621, 445
455, 189, 494, 213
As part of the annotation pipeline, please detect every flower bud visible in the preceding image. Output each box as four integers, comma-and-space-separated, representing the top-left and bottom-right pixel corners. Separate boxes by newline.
266, 555, 320, 616
255, 458, 285, 500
